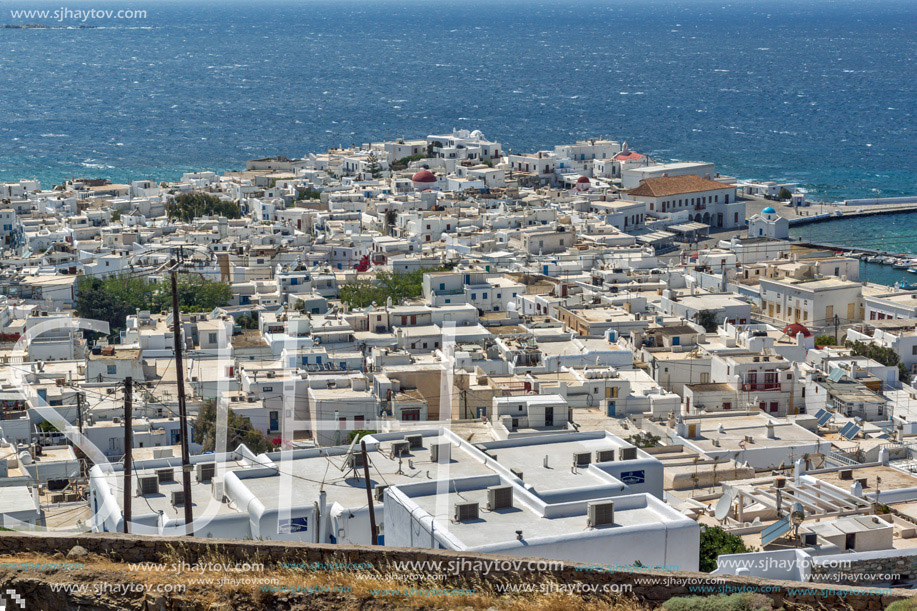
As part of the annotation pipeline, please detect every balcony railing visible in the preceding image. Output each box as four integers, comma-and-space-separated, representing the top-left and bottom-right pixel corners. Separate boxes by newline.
741, 382, 781, 392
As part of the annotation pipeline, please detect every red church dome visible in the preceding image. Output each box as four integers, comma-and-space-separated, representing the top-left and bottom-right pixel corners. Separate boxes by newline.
783, 323, 812, 338
412, 170, 436, 183
576, 175, 590, 184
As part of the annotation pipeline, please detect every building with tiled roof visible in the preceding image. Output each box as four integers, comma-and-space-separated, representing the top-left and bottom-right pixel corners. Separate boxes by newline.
625, 174, 732, 198
624, 174, 742, 229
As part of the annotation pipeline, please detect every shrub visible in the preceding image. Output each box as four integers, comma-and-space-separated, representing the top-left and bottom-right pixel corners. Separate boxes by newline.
699, 526, 753, 572
663, 592, 773, 611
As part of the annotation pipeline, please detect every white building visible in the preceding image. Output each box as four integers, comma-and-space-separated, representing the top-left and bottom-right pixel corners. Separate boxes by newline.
747, 206, 789, 240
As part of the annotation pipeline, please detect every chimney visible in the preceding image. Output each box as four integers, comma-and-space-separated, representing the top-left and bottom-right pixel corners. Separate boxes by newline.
765, 421, 776, 439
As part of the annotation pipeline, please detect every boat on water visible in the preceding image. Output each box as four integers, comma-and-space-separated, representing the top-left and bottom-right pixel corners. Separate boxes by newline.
909, 267, 917, 275
898, 281, 917, 291
893, 260, 911, 269
866, 256, 880, 263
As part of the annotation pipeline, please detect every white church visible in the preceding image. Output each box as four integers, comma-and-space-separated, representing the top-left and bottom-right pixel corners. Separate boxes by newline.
747, 206, 789, 240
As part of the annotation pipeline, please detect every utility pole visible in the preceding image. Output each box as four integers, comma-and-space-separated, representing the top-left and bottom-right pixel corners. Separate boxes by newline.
171, 265, 194, 536
360, 440, 378, 545
123, 377, 132, 533
76, 392, 84, 435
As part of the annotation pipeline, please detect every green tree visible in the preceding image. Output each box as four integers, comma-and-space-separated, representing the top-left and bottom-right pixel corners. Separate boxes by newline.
698, 526, 753, 572
845, 339, 910, 382
693, 309, 719, 333
814, 334, 837, 347
236, 315, 259, 330
76, 273, 232, 332
75, 274, 151, 332
193, 399, 274, 455
338, 267, 450, 308
150, 275, 232, 314
295, 188, 321, 201
165, 192, 241, 222
390, 154, 426, 171
365, 152, 382, 178
777, 187, 793, 201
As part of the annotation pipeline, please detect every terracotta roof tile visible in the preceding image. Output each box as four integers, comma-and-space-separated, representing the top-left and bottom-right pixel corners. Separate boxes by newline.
625, 174, 734, 197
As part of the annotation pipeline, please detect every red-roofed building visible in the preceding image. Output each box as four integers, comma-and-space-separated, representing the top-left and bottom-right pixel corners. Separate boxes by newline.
411, 169, 438, 190
783, 323, 813, 338
593, 143, 651, 180
624, 174, 742, 229
412, 169, 436, 183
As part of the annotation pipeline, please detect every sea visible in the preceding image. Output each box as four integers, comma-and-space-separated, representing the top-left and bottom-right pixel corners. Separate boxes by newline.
789, 212, 917, 287
1, 0, 915, 258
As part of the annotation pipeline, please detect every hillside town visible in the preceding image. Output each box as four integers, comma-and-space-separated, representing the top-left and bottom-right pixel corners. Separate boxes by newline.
1, 129, 916, 587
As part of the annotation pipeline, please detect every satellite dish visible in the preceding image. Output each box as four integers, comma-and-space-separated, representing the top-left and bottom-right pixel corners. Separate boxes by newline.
714, 492, 734, 521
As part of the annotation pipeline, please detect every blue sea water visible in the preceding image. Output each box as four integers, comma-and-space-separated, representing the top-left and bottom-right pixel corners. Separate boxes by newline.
790, 212, 917, 287
0, 0, 914, 200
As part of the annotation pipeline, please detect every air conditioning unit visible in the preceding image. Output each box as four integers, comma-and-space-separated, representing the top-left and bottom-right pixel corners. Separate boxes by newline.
453, 501, 479, 523
587, 501, 615, 528
802, 532, 818, 546
855, 477, 868, 488
573, 452, 591, 468
171, 490, 185, 507
196, 462, 216, 482
391, 440, 410, 457
405, 434, 423, 449
347, 452, 365, 470
112, 417, 121, 424
212, 480, 225, 501
266, 371, 275, 378
839, 469, 853, 480
430, 442, 451, 463
136, 474, 159, 496
595, 450, 616, 463
156, 468, 175, 484
486, 485, 513, 511
510, 467, 523, 481
374, 484, 388, 502
618, 446, 638, 461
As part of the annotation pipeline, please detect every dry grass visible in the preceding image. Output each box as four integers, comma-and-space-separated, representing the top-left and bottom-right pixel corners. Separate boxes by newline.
0, 549, 651, 611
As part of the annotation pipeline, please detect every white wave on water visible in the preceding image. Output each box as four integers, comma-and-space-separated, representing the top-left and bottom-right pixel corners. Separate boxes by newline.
81, 159, 115, 169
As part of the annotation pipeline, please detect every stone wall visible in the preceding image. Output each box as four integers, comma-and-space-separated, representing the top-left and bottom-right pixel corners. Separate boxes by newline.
0, 532, 907, 609
811, 550, 917, 587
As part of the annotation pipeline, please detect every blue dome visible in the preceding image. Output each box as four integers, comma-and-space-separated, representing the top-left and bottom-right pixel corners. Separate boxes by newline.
762, 206, 776, 214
